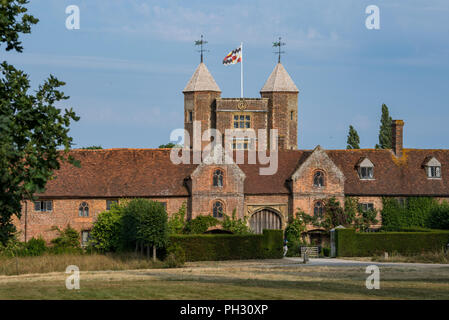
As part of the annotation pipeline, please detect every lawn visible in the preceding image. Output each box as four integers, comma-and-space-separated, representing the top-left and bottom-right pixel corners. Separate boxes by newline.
1, 259, 449, 299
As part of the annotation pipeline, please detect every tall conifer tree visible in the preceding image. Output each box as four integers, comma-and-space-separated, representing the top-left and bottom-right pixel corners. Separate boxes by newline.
346, 125, 360, 149
375, 104, 392, 149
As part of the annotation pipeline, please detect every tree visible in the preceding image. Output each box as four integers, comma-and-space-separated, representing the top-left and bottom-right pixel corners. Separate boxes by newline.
346, 125, 360, 149
158, 143, 176, 148
81, 146, 102, 150
375, 104, 392, 149
90, 204, 123, 252
136, 200, 169, 261
0, 1, 79, 245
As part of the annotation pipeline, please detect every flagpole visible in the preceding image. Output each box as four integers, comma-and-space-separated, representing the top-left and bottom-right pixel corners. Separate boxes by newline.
240, 42, 243, 98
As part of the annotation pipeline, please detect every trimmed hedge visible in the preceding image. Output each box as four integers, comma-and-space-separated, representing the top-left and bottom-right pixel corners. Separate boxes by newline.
335, 228, 449, 257
169, 229, 283, 261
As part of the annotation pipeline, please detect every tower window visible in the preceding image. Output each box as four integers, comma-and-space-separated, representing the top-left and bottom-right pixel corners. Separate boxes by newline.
213, 201, 224, 218
213, 169, 224, 187
290, 111, 294, 120
188, 111, 193, 122
313, 171, 325, 187
233, 114, 250, 129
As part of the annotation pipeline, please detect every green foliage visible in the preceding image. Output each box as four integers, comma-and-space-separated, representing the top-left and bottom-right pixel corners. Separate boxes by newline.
321, 247, 330, 257
169, 230, 283, 261
90, 205, 123, 252
81, 146, 102, 150
380, 197, 439, 231
428, 201, 449, 230
0, 0, 39, 52
0, 1, 79, 244
375, 103, 392, 149
168, 202, 187, 234
346, 125, 360, 149
50, 225, 81, 251
158, 143, 177, 148
164, 242, 186, 268
22, 237, 46, 256
119, 199, 169, 253
184, 216, 220, 234
300, 197, 378, 232
335, 228, 449, 257
136, 200, 169, 250
221, 209, 251, 235
285, 210, 307, 243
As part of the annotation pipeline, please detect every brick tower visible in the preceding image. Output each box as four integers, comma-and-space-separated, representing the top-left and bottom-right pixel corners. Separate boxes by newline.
183, 62, 221, 149
260, 63, 299, 150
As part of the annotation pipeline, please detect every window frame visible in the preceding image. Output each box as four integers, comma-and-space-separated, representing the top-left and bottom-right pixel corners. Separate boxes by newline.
213, 169, 224, 187
212, 201, 225, 218
313, 201, 325, 219
106, 199, 118, 211
78, 202, 89, 217
34, 200, 53, 212
81, 230, 91, 247
359, 166, 374, 180
360, 203, 374, 212
233, 113, 251, 130
427, 165, 441, 179
313, 170, 325, 188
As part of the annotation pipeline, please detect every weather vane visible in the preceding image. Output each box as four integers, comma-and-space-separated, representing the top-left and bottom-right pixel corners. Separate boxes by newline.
273, 37, 286, 63
195, 35, 209, 63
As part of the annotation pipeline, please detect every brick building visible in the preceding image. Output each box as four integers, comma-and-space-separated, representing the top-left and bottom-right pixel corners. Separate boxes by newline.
16, 62, 449, 245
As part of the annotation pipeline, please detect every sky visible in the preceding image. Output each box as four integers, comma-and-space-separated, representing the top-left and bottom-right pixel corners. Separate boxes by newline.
2, 0, 449, 150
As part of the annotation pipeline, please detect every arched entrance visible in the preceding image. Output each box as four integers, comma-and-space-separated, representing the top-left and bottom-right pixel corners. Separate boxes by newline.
249, 208, 281, 234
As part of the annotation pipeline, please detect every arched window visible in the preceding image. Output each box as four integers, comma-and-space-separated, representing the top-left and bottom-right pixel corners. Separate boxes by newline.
313, 171, 325, 187
79, 202, 89, 217
213, 201, 224, 218
314, 201, 324, 218
213, 169, 224, 187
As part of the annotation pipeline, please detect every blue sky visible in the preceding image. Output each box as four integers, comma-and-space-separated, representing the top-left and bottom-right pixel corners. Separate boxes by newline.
3, 0, 449, 149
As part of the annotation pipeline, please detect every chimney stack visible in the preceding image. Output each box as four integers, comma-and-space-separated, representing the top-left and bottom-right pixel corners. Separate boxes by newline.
391, 120, 404, 157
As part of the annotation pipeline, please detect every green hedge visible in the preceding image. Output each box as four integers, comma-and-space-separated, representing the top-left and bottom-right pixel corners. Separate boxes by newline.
169, 229, 283, 261
335, 228, 449, 257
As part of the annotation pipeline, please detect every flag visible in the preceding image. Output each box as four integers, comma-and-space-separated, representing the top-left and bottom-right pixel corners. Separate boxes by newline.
223, 46, 242, 65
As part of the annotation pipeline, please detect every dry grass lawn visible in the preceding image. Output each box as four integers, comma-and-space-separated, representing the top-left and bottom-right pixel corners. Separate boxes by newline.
1, 259, 449, 299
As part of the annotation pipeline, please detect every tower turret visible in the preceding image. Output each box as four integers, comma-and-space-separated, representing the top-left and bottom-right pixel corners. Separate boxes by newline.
260, 63, 299, 149
183, 62, 221, 150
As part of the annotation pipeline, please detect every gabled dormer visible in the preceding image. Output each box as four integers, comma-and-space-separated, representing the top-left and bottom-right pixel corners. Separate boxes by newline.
422, 156, 441, 179
356, 157, 374, 180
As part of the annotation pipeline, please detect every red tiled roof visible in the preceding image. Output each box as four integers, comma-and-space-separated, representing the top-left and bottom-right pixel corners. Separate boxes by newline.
37, 149, 197, 198
37, 148, 449, 198
328, 149, 449, 196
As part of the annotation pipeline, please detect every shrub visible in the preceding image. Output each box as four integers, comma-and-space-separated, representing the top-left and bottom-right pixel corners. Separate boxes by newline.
164, 243, 186, 268
24, 237, 47, 256
381, 197, 439, 231
90, 205, 123, 252
168, 202, 187, 234
285, 210, 307, 243
184, 216, 219, 234
335, 228, 449, 257
286, 240, 302, 257
221, 209, 251, 235
321, 247, 330, 257
169, 230, 283, 261
50, 225, 81, 252
428, 201, 449, 230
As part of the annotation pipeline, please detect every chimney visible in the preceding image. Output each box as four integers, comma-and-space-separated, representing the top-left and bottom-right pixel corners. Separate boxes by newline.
391, 120, 404, 157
